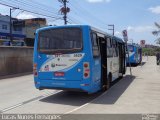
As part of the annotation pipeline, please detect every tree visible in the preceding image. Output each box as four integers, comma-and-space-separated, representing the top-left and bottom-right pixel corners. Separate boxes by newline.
152, 22, 160, 44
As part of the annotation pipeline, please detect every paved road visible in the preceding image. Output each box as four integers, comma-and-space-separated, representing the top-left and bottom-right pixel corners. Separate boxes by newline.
0, 56, 159, 114
0, 75, 101, 114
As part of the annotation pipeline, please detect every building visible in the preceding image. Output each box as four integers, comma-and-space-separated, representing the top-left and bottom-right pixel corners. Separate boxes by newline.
0, 14, 26, 45
23, 18, 47, 46
0, 13, 47, 46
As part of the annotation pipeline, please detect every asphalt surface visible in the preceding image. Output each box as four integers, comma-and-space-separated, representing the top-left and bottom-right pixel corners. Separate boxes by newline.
0, 56, 159, 114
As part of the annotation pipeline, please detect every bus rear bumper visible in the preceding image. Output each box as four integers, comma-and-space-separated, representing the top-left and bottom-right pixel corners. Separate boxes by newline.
34, 79, 98, 93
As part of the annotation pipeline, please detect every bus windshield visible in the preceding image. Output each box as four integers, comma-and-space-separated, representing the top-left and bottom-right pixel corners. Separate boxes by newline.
38, 28, 82, 53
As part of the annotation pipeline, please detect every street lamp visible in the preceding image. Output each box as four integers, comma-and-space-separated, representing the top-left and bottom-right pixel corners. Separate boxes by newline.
108, 24, 114, 36
129, 39, 133, 44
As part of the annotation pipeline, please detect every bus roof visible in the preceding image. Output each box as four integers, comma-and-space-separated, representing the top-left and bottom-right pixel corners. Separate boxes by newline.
36, 24, 88, 32
36, 25, 124, 43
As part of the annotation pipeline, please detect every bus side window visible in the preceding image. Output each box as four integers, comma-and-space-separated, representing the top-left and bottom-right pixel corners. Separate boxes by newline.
107, 37, 111, 47
112, 39, 118, 57
115, 42, 119, 57
91, 32, 100, 57
107, 37, 113, 57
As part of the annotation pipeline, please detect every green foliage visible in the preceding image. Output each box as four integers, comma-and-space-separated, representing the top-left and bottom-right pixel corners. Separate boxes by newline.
152, 22, 160, 45
142, 47, 160, 56
155, 47, 160, 52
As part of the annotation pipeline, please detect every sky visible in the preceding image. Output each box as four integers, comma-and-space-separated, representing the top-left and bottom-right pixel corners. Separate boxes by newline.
0, 0, 160, 45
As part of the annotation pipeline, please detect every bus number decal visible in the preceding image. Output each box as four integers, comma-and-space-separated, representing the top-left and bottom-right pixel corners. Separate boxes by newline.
74, 54, 82, 57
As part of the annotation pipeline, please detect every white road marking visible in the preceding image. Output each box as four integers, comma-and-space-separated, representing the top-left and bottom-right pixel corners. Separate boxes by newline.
1, 90, 62, 113
1, 103, 23, 113
64, 103, 90, 114
64, 90, 109, 114
64, 68, 141, 115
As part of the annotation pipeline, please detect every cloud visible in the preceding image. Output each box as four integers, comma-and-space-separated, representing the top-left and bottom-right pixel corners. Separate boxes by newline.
127, 25, 154, 33
149, 6, 160, 14
16, 12, 37, 19
86, 0, 111, 3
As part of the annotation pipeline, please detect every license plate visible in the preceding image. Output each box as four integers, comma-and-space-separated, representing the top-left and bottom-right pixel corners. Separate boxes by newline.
54, 72, 65, 77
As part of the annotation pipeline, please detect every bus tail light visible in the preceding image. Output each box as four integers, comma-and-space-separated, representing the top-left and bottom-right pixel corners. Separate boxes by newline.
33, 63, 38, 77
83, 62, 90, 79
84, 63, 89, 68
84, 73, 89, 77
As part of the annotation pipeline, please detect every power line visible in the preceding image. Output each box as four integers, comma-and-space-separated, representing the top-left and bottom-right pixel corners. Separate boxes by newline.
28, 0, 59, 13
0, 0, 59, 18
69, 1, 108, 26
13, 0, 59, 16
0, 2, 62, 20
68, 17, 81, 24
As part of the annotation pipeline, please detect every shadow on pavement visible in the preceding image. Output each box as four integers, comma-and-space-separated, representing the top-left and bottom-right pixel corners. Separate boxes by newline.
40, 90, 103, 106
91, 75, 135, 105
127, 62, 146, 67
139, 62, 146, 66
40, 75, 135, 106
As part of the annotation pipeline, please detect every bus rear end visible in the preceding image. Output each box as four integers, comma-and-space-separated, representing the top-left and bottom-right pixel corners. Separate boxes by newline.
33, 25, 95, 93
127, 44, 142, 65
127, 45, 137, 64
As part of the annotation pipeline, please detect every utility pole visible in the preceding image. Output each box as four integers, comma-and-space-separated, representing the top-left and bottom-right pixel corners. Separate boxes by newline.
130, 39, 133, 44
59, 0, 70, 25
108, 24, 114, 36
63, 0, 67, 25
10, 7, 19, 46
10, 8, 12, 46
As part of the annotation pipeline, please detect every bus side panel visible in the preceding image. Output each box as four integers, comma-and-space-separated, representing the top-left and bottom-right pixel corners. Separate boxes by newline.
92, 58, 101, 91
107, 57, 119, 81
33, 30, 39, 87
82, 27, 101, 93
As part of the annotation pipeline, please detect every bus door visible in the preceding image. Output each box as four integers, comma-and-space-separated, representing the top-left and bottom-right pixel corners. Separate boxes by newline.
118, 43, 126, 74
122, 44, 126, 74
99, 37, 107, 89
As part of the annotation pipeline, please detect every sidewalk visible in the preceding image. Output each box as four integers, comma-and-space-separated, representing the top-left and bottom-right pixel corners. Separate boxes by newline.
72, 56, 160, 114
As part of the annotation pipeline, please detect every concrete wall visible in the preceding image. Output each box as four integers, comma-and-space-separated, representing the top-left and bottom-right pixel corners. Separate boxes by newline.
0, 47, 33, 76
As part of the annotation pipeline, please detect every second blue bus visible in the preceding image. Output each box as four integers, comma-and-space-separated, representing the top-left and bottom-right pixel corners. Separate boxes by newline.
127, 43, 142, 66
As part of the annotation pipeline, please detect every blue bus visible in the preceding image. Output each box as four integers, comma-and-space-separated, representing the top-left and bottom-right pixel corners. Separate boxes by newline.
127, 43, 142, 65
33, 25, 126, 94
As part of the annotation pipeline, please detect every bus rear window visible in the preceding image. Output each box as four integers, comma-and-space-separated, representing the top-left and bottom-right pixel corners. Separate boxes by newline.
38, 28, 82, 53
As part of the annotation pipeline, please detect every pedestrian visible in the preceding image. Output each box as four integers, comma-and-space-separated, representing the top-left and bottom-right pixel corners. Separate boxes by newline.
156, 52, 160, 65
